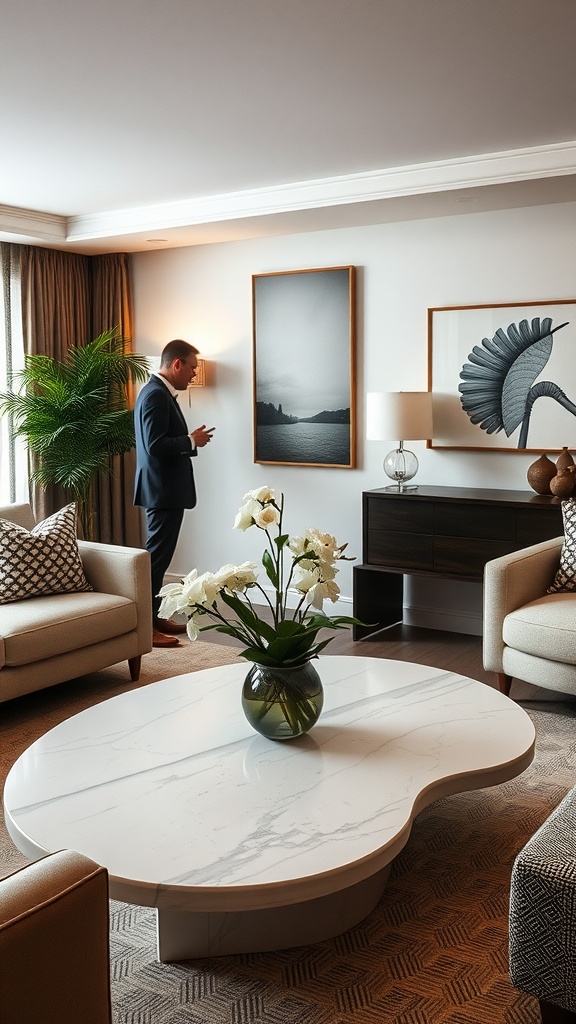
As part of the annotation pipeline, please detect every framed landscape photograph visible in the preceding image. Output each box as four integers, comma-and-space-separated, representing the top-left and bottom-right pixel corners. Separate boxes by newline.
428, 299, 576, 451
252, 266, 356, 467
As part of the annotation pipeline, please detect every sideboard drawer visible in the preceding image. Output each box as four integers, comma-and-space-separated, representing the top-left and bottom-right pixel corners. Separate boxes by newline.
516, 507, 563, 545
366, 497, 433, 535
367, 530, 434, 571
434, 503, 516, 541
434, 537, 516, 576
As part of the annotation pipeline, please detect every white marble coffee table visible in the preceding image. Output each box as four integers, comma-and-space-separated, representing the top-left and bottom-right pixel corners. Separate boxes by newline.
4, 656, 535, 961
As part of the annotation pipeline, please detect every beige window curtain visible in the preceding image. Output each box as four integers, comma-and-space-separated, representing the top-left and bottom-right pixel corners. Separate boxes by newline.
19, 246, 142, 546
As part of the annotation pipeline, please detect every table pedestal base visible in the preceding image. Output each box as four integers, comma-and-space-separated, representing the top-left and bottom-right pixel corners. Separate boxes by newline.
156, 865, 392, 961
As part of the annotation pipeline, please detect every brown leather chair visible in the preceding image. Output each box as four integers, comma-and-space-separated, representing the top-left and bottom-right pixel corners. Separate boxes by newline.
0, 850, 112, 1024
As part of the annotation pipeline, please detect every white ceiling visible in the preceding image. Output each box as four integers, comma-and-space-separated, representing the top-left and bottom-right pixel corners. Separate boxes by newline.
2, 0, 576, 253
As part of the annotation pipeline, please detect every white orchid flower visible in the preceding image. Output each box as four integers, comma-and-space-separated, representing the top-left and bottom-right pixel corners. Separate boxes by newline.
242, 486, 277, 503
304, 528, 341, 564
186, 613, 203, 641
157, 583, 185, 620
213, 561, 258, 593
307, 578, 340, 609
253, 504, 280, 530
234, 499, 260, 531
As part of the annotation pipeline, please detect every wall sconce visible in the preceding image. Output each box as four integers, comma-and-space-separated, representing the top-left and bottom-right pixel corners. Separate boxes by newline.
366, 391, 433, 491
187, 358, 207, 389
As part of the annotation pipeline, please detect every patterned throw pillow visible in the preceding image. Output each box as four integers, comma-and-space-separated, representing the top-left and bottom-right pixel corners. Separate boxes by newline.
0, 503, 93, 604
547, 498, 576, 593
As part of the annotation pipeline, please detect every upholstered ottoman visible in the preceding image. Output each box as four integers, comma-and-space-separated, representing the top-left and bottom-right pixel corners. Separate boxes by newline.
509, 786, 576, 1023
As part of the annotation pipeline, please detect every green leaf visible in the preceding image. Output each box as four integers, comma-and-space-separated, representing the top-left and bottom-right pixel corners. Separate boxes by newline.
273, 619, 302, 635
239, 647, 280, 666
219, 591, 278, 642
261, 549, 278, 588
0, 329, 149, 533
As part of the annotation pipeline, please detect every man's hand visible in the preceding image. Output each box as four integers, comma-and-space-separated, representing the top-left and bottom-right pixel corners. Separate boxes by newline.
191, 425, 215, 448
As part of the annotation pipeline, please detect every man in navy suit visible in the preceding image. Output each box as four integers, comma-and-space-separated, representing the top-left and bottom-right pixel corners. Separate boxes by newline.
134, 339, 215, 648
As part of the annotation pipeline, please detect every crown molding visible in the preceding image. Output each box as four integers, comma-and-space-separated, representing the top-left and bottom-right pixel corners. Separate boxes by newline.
0, 205, 67, 243
66, 141, 576, 241
1, 141, 575, 248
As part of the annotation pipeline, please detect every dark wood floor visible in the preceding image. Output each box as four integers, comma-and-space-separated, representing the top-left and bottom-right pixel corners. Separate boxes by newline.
202, 620, 569, 703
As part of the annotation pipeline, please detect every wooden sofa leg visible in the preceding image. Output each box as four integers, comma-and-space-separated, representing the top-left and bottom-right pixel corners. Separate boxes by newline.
497, 672, 512, 696
540, 998, 576, 1023
128, 656, 142, 682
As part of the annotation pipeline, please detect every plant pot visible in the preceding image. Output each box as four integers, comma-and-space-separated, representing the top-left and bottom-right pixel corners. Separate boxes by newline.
241, 661, 324, 740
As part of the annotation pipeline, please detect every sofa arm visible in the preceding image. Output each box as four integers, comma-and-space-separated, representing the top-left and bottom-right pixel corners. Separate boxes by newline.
509, 786, 576, 1013
78, 540, 152, 652
483, 536, 563, 673
0, 850, 112, 1023
78, 540, 149, 598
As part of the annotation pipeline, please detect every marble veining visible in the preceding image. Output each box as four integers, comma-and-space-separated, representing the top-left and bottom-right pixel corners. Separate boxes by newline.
5, 656, 535, 916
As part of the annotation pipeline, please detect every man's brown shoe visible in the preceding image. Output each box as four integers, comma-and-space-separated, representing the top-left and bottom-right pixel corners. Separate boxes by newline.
152, 629, 181, 648
155, 617, 187, 635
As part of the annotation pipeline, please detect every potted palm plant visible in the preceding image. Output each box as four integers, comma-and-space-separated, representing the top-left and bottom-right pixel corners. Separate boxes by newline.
0, 329, 150, 539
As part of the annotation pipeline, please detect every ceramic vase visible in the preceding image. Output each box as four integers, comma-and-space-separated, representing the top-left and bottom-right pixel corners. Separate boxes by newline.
241, 661, 324, 740
526, 453, 556, 494
550, 467, 575, 498
556, 447, 575, 472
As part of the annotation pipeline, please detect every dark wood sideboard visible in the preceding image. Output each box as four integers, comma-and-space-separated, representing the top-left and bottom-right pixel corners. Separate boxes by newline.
353, 485, 564, 640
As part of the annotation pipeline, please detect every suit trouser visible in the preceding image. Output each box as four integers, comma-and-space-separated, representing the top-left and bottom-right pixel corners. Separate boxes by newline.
145, 507, 185, 621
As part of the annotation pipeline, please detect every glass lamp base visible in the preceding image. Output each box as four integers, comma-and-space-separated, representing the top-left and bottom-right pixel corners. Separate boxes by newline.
383, 445, 419, 490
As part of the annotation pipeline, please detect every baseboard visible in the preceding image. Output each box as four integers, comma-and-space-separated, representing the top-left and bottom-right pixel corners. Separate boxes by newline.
404, 604, 483, 637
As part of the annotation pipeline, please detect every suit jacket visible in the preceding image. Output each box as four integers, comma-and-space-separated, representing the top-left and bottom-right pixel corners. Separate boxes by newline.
134, 375, 197, 509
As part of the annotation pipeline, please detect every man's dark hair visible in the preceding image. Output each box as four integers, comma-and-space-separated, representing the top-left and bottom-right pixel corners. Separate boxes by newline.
160, 339, 199, 367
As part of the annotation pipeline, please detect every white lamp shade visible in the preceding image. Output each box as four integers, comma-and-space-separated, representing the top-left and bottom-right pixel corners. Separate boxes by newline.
366, 391, 433, 441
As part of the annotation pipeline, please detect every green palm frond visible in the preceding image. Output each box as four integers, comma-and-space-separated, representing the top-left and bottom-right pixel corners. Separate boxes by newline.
0, 329, 150, 533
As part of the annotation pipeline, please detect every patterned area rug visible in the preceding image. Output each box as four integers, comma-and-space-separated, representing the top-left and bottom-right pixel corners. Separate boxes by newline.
2, 648, 576, 1023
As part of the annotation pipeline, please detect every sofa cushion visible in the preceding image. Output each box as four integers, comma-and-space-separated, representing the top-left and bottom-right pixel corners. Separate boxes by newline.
0, 591, 137, 667
0, 504, 92, 605
548, 497, 576, 593
503, 591, 576, 665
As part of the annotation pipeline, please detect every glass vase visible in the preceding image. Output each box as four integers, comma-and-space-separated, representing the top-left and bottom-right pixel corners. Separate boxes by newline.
241, 661, 324, 740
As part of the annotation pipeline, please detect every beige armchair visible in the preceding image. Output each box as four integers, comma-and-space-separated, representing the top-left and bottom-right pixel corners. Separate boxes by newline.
483, 535, 576, 697
0, 850, 112, 1024
0, 502, 152, 703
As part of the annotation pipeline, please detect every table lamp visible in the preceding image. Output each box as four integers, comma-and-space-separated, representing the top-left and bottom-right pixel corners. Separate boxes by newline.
366, 391, 433, 491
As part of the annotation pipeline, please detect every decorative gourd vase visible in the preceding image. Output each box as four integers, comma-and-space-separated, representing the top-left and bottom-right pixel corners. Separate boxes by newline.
556, 447, 575, 472
550, 466, 575, 499
527, 453, 556, 494
241, 661, 324, 740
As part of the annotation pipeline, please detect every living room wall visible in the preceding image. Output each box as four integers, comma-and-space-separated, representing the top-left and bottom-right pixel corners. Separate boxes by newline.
131, 199, 576, 636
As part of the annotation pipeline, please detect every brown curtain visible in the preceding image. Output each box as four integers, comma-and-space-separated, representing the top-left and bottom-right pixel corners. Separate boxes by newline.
20, 247, 141, 545
21, 247, 91, 360
89, 254, 141, 547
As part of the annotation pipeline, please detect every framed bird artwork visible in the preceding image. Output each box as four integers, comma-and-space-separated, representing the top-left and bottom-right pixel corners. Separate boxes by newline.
428, 299, 576, 451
